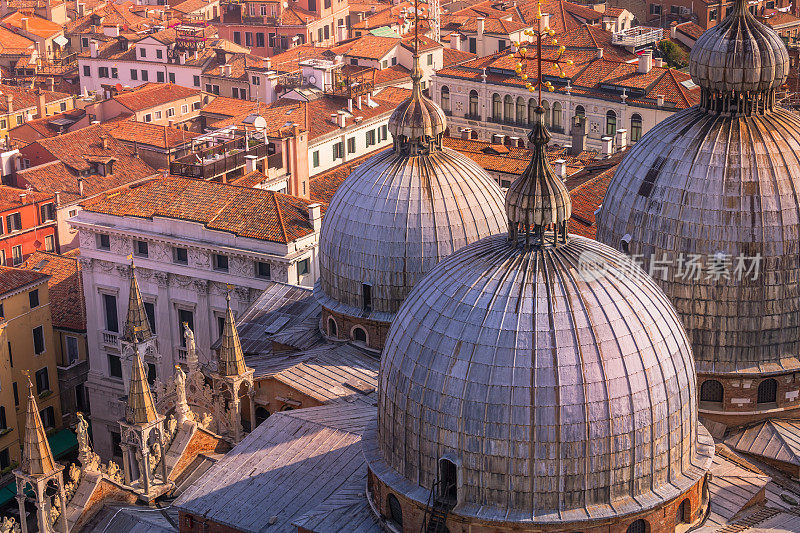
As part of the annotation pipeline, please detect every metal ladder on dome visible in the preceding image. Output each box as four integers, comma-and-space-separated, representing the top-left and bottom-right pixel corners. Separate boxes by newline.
421, 479, 456, 533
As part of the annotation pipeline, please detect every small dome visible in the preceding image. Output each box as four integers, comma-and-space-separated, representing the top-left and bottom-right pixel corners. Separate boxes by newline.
370, 234, 713, 521
689, 0, 789, 95
316, 147, 506, 322
388, 89, 447, 141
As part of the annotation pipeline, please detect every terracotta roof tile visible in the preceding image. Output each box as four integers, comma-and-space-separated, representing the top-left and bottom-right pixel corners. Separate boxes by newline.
112, 82, 202, 112
20, 251, 85, 331
0, 265, 48, 297
82, 176, 322, 244
0, 184, 52, 211
104, 120, 200, 149
1, 11, 62, 39
568, 164, 618, 238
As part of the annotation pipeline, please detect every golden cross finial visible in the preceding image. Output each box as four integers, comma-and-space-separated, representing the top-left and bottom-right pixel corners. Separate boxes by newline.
509, 2, 573, 106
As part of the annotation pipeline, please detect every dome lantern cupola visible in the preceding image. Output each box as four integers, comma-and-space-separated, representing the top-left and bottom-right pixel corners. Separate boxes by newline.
689, 0, 789, 115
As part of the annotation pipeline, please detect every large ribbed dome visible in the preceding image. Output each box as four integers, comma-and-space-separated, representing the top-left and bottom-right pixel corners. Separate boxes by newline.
368, 234, 713, 521
596, 0, 800, 375
315, 147, 507, 321
689, 0, 788, 95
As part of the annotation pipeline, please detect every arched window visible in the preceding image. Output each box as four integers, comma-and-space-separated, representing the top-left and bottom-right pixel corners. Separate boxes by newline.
327, 317, 337, 337
387, 494, 403, 527
439, 459, 458, 503
627, 519, 647, 533
606, 110, 617, 136
528, 98, 537, 124
552, 102, 562, 131
469, 90, 479, 117
492, 93, 502, 121
440, 86, 450, 113
353, 326, 367, 343
575, 105, 585, 118
503, 95, 513, 122
676, 498, 690, 525
541, 100, 550, 126
757, 378, 778, 404
700, 380, 723, 404
630, 113, 643, 142
516, 97, 525, 123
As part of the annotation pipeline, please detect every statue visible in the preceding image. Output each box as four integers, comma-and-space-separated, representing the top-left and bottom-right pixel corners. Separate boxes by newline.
183, 323, 197, 369
76, 413, 90, 452
173, 365, 193, 424
167, 414, 178, 439
0, 517, 19, 533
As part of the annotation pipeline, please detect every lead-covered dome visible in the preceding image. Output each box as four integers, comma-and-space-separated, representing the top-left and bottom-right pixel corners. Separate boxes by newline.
689, 0, 788, 95
367, 233, 713, 521
596, 0, 800, 375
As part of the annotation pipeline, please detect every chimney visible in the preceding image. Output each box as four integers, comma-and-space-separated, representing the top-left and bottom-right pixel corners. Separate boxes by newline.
570, 115, 587, 155
553, 159, 567, 180
179, 52, 186, 64
638, 50, 653, 74
615, 128, 628, 150
77, 2, 84, 16
36, 90, 45, 118
337, 112, 346, 128
477, 16, 485, 38
356, 95, 362, 110
20, 17, 28, 32
101, 135, 109, 149
450, 32, 461, 51
657, 94, 665, 107
596, 48, 603, 59
244, 154, 257, 173
19, 193, 26, 203
461, 127, 472, 139
77, 177, 84, 196
54, 191, 60, 206
601, 136, 613, 156
492, 133, 505, 144
653, 57, 664, 68
5, 94, 12, 114
90, 40, 99, 58
307, 203, 322, 232
330, 113, 337, 125
288, 124, 309, 199
265, 57, 272, 69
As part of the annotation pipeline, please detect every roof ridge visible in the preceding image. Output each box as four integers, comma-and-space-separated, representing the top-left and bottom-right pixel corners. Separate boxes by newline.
668, 68, 691, 107
766, 418, 800, 458
272, 190, 289, 242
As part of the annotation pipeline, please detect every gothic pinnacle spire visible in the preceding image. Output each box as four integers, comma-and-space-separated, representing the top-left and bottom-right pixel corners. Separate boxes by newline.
122, 260, 153, 344
126, 348, 159, 425
217, 292, 247, 377
21, 377, 57, 476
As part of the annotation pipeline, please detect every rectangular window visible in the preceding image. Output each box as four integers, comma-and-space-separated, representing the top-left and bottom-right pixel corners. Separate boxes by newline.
40, 406, 54, 429
167, 107, 175, 117
256, 32, 265, 47
131, 69, 138, 80
44, 235, 54, 252
213, 254, 229, 272
269, 33, 276, 47
143, 302, 157, 334
324, 25, 329, 40
134, 240, 148, 257
193, 75, 200, 87
256, 261, 271, 279
245, 32, 253, 47
66, 336, 79, 365
33, 326, 45, 354
108, 354, 122, 378
103, 293, 118, 332
11, 245, 21, 266
83, 65, 90, 77
239, 89, 247, 100
141, 70, 149, 81
0, 448, 9, 470
173, 247, 188, 264
81, 37, 89, 48
12, 382, 17, 407
181, 104, 188, 114
332, 141, 343, 160
217, 315, 225, 337
178, 309, 194, 347
366, 129, 376, 146
111, 431, 122, 457
169, 72, 175, 84
111, 67, 118, 78
155, 111, 162, 120
35, 367, 49, 393
362, 283, 372, 311
147, 363, 156, 385
0, 408, 5, 430
6, 212, 21, 231
233, 31, 241, 44
347, 137, 356, 154
427, 54, 433, 66
97, 233, 110, 250
469, 37, 476, 53
232, 87, 239, 99
297, 258, 309, 276
318, 28, 323, 42
650, 4, 662, 15
252, 76, 260, 85
312, 150, 320, 168
155, 48, 163, 59
98, 66, 109, 78
205, 84, 213, 93
156, 71, 165, 83
140, 47, 146, 57
29, 289, 39, 308
40, 202, 55, 221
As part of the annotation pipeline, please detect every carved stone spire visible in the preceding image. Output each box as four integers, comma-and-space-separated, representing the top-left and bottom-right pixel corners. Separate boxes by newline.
21, 379, 57, 476
505, 105, 571, 248
122, 263, 153, 344
217, 293, 247, 377
126, 348, 159, 425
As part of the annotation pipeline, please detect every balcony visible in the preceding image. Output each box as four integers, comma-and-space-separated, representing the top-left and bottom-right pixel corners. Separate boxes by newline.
176, 347, 188, 362
100, 330, 120, 351
611, 26, 663, 49
170, 129, 271, 180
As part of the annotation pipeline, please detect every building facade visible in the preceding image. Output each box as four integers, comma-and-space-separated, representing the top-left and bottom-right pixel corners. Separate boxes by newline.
0, 186, 57, 267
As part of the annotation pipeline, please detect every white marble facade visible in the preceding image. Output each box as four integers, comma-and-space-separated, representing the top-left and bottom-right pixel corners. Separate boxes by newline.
70, 211, 319, 459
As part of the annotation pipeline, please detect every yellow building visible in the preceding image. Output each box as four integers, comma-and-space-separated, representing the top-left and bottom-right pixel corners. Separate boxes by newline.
0, 266, 62, 450
0, 324, 19, 473
0, 84, 74, 146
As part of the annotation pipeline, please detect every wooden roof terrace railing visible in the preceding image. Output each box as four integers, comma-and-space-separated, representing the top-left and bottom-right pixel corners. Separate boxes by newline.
170, 136, 272, 180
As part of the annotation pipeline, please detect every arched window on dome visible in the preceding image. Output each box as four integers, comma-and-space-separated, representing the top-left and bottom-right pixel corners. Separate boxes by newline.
327, 317, 338, 337
387, 494, 403, 527
700, 380, 723, 406
352, 326, 368, 344
362, 283, 372, 312
492, 93, 502, 121
606, 110, 617, 136
626, 519, 648, 533
441, 86, 450, 114
438, 458, 458, 504
630, 113, 643, 142
757, 378, 778, 405
528, 98, 537, 124
676, 498, 691, 525
469, 90, 479, 118
504, 95, 514, 123
552, 102, 563, 131
516, 97, 525, 124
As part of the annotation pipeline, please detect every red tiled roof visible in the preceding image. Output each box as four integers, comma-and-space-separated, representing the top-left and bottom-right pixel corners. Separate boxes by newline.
442, 46, 476, 67
112, 83, 202, 112
1, 11, 62, 39
20, 251, 85, 331
82, 176, 322, 244
104, 120, 200, 149
0, 24, 34, 51
0, 266, 48, 298
330, 35, 400, 60
310, 150, 381, 204
375, 86, 412, 105
0, 184, 52, 211
674, 21, 704, 40
0, 84, 72, 114
568, 164, 618, 238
